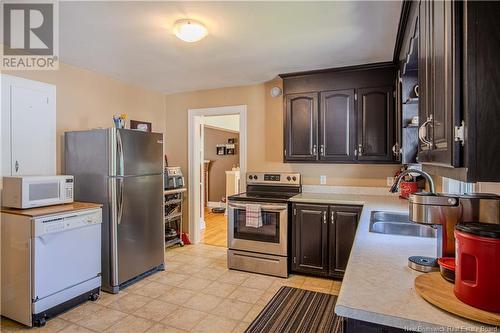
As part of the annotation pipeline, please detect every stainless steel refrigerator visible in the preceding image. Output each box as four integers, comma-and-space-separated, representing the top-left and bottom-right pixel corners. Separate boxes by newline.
65, 128, 164, 293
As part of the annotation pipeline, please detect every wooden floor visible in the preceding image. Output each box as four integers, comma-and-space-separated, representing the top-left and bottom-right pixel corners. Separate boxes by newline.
200, 208, 227, 247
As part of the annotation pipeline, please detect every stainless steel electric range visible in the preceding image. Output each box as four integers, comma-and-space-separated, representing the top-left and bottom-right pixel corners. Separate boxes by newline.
227, 172, 301, 277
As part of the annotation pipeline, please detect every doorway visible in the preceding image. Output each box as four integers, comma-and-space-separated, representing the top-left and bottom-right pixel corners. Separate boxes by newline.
188, 105, 247, 246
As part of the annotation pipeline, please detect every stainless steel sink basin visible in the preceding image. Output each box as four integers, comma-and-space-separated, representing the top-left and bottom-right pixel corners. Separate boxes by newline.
369, 211, 436, 238
371, 211, 409, 223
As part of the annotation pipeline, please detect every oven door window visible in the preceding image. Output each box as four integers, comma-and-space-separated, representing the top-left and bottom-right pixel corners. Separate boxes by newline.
233, 209, 280, 243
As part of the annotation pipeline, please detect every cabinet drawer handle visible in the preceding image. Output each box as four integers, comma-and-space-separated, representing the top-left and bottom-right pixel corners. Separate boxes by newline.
312, 145, 317, 156
323, 211, 326, 224
358, 144, 363, 156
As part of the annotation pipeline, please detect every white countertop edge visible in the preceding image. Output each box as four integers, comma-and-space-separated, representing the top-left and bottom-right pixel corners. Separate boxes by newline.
289, 196, 366, 205
335, 305, 498, 332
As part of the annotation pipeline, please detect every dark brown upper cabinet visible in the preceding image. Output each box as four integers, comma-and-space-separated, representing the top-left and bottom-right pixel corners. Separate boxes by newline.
292, 203, 328, 276
281, 63, 397, 164
357, 87, 394, 162
292, 203, 361, 279
417, 0, 459, 168
410, 0, 500, 182
284, 93, 318, 161
319, 89, 356, 162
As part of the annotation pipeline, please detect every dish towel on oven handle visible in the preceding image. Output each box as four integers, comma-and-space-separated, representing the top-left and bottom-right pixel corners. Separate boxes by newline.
245, 204, 263, 228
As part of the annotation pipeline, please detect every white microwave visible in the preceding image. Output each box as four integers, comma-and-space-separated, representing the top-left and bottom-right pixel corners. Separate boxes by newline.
2, 175, 74, 209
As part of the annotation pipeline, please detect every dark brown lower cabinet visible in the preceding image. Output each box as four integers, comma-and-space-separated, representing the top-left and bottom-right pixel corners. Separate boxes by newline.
292, 204, 328, 275
292, 203, 361, 278
345, 318, 406, 333
329, 206, 361, 278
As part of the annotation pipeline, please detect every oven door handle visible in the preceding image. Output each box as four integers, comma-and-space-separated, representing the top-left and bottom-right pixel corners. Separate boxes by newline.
228, 202, 288, 212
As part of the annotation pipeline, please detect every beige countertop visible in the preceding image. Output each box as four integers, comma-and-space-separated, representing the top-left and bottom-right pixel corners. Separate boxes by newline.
1, 202, 102, 217
291, 192, 498, 332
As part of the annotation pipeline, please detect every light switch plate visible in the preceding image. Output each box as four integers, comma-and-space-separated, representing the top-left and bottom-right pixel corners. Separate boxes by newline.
320, 175, 327, 185
387, 177, 394, 186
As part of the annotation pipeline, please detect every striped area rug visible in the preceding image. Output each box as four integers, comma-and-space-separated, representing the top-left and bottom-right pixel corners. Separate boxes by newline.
245, 286, 343, 333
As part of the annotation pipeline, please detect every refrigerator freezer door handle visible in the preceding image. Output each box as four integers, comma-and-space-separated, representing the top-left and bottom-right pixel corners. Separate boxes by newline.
117, 178, 124, 225
117, 129, 124, 176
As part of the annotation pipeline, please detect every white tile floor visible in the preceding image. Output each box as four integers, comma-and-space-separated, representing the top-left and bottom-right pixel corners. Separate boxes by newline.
0, 244, 341, 333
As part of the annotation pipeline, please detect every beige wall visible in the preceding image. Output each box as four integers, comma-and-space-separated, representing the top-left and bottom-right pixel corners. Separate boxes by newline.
204, 127, 240, 202
164, 78, 400, 189
6, 63, 166, 173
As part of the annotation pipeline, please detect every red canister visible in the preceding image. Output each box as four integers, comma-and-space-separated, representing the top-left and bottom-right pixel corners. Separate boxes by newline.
454, 223, 500, 312
399, 181, 418, 199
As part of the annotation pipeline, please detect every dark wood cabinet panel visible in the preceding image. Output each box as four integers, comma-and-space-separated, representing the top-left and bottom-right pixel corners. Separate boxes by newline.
319, 89, 356, 161
417, 0, 431, 163
357, 87, 394, 162
417, 0, 460, 167
462, 1, 500, 181
427, 0, 456, 167
284, 93, 318, 161
328, 206, 361, 278
292, 203, 361, 279
292, 204, 328, 276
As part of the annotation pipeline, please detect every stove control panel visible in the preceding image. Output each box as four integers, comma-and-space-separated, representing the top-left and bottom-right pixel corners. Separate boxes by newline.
246, 172, 300, 186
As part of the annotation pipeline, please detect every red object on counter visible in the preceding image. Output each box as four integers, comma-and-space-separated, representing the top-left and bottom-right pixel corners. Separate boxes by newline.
437, 257, 456, 282
399, 181, 418, 199
454, 223, 500, 312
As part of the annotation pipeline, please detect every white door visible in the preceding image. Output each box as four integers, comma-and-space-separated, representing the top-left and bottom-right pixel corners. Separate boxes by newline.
1, 75, 56, 176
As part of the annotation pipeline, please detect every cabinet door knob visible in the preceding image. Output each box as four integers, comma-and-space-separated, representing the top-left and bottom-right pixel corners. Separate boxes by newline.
323, 211, 326, 224
331, 212, 335, 224
320, 145, 325, 156
358, 144, 363, 156
312, 145, 317, 156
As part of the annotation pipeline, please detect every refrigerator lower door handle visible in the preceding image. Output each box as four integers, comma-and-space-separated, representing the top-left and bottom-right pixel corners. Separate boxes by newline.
109, 178, 119, 287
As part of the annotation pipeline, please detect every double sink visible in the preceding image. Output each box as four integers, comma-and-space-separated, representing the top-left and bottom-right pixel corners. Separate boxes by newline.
369, 211, 436, 238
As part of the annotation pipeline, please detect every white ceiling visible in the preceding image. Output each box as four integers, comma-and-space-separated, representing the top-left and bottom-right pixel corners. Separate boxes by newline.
59, 1, 402, 93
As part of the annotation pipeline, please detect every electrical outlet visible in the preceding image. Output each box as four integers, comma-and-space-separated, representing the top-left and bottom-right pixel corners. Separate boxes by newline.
320, 175, 327, 185
387, 177, 394, 187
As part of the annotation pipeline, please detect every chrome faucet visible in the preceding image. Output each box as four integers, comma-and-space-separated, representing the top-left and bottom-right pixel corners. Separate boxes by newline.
389, 169, 436, 194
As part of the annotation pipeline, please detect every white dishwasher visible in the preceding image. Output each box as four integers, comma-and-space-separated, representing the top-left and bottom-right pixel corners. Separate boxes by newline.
1, 206, 102, 327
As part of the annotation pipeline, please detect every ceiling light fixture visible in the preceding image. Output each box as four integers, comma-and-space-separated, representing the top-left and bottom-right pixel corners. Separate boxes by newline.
173, 19, 208, 43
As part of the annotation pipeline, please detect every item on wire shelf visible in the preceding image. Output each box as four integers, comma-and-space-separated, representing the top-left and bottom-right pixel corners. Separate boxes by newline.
165, 227, 178, 240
